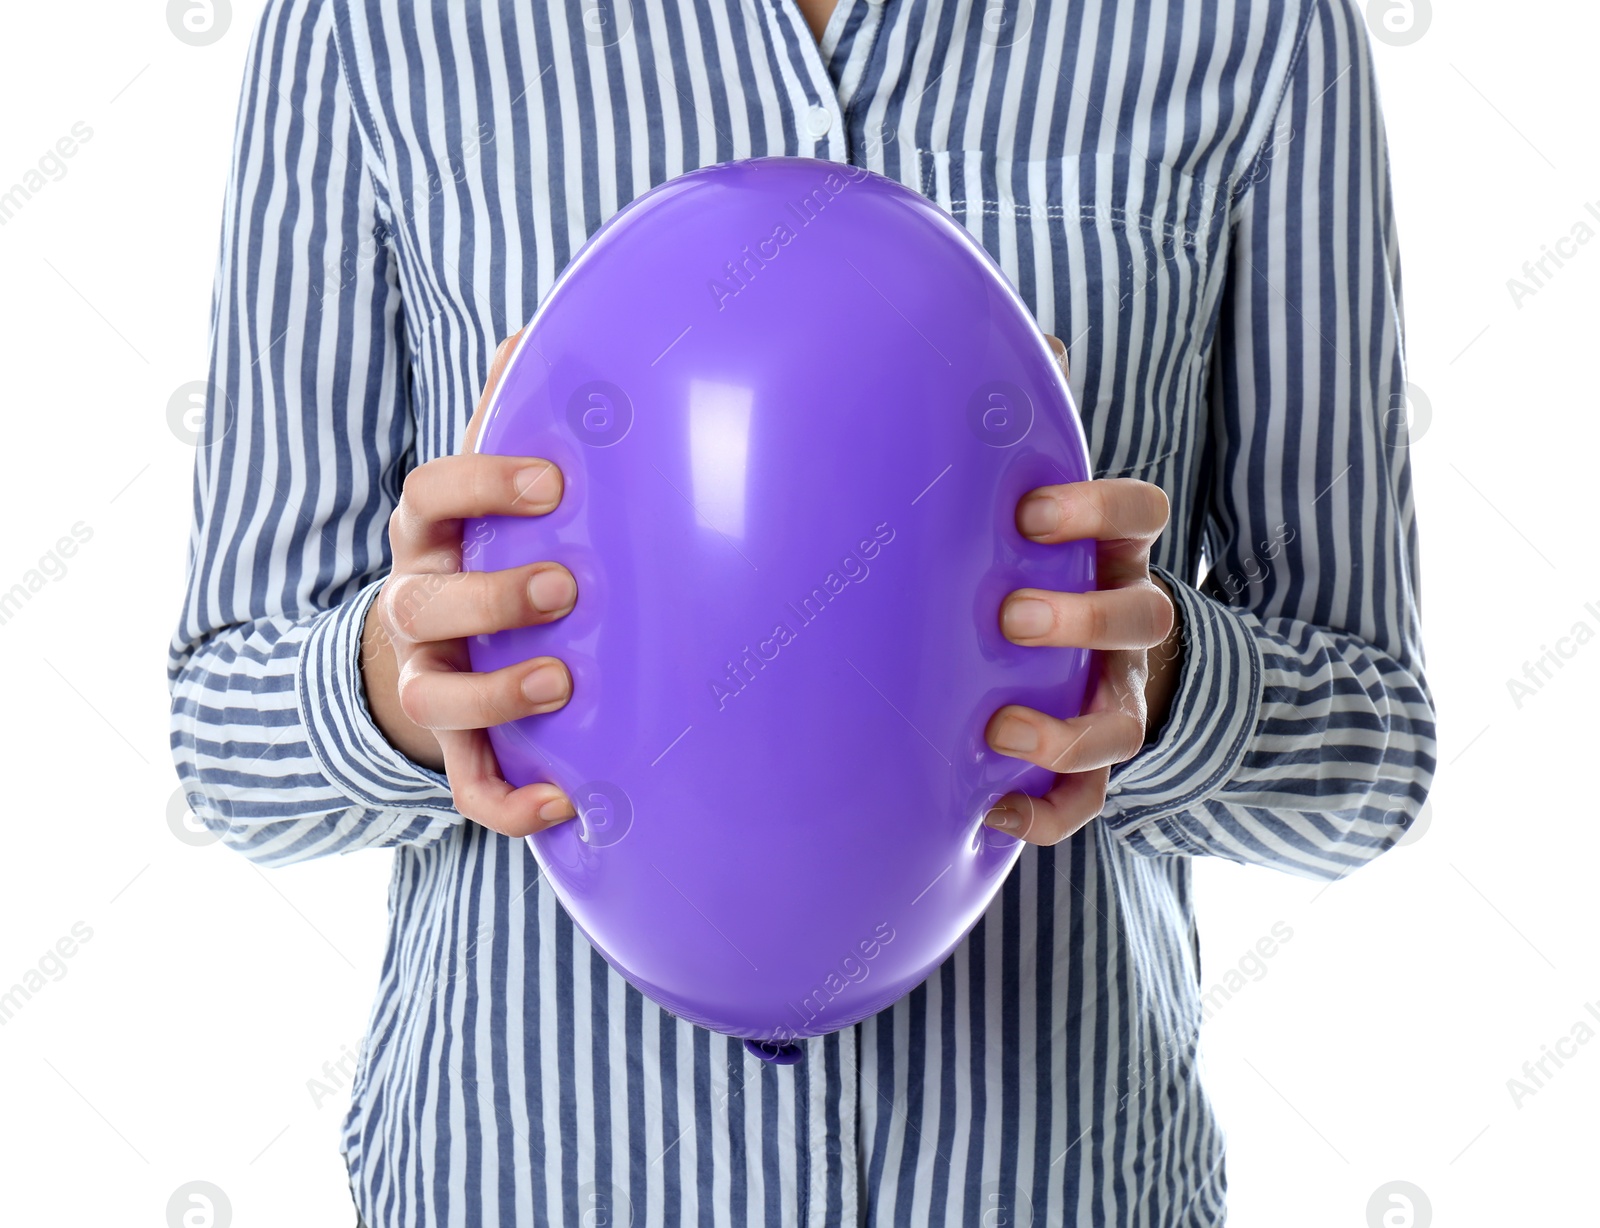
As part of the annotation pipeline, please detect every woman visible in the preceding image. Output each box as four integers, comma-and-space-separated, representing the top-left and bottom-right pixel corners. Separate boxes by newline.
168, 0, 1434, 1221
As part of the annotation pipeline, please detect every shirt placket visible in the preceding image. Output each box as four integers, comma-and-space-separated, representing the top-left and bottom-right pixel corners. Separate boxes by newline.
760, 0, 889, 165
731, 4, 886, 1221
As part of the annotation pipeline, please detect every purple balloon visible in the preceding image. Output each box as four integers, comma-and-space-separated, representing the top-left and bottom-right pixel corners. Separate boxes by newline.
463, 156, 1094, 1062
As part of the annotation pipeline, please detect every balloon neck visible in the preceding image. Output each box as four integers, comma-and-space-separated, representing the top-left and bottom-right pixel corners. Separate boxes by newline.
744, 1038, 805, 1065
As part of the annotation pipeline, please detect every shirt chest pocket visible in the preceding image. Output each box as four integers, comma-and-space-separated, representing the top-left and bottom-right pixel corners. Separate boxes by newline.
914, 149, 1228, 484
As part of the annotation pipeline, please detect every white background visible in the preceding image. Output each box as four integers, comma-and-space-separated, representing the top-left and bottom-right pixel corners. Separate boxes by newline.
0, 1, 1593, 1225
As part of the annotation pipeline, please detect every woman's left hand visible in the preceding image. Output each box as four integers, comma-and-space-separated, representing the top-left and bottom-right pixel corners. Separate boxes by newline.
982, 335, 1185, 845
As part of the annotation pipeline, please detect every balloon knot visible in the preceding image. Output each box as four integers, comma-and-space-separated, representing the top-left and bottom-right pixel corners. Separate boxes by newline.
744, 1038, 805, 1065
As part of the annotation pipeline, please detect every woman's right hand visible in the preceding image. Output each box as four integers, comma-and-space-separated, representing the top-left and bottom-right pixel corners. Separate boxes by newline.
360, 329, 578, 837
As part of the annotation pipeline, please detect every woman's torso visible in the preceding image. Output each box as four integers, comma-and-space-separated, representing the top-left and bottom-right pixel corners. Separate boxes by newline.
323, 0, 1318, 1221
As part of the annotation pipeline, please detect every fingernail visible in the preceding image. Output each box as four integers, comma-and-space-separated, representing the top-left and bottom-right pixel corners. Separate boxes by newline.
521, 662, 567, 704
1002, 597, 1053, 640
990, 716, 1039, 755
985, 807, 1020, 831
529, 568, 575, 614
538, 796, 575, 823
1017, 495, 1060, 538
514, 463, 560, 507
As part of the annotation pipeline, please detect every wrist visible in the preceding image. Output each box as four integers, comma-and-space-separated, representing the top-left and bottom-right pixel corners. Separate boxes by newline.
1143, 573, 1184, 738
360, 594, 447, 771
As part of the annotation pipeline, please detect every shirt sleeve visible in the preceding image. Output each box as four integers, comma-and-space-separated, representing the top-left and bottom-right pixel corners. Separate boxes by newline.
166, 0, 463, 867
1098, 0, 1437, 882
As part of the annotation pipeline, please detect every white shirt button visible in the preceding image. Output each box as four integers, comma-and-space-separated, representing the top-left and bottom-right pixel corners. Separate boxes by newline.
804, 104, 833, 138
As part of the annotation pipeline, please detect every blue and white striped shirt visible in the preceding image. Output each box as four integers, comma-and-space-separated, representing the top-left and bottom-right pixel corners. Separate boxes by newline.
168, 0, 1435, 1222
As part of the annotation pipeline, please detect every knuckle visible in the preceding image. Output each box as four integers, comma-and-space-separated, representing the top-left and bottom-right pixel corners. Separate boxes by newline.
1094, 490, 1128, 538
1151, 485, 1171, 528
465, 460, 496, 513
1076, 487, 1110, 538
498, 814, 538, 839
373, 582, 400, 637
386, 577, 425, 641
398, 466, 429, 517
1116, 718, 1146, 763
1047, 739, 1083, 776
466, 571, 501, 631
1044, 720, 1090, 771
449, 781, 480, 823
1134, 587, 1170, 645
1092, 478, 1167, 541
396, 671, 431, 727
1083, 596, 1111, 644
461, 678, 495, 729
1149, 586, 1176, 642
1032, 807, 1071, 846
1140, 481, 1171, 530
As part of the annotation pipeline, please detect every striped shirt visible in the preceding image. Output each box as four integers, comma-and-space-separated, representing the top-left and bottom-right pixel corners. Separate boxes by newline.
167, 0, 1436, 1222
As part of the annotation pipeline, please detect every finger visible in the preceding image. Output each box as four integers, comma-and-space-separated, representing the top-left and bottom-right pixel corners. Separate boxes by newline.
400, 453, 564, 523
1093, 535, 1159, 590
389, 453, 565, 566
982, 768, 1110, 845
985, 704, 1145, 774
397, 649, 572, 731
381, 563, 577, 644
463, 328, 526, 454
438, 727, 576, 839
1001, 583, 1174, 650
1016, 478, 1170, 545
1042, 331, 1070, 382
1144, 596, 1188, 676
1084, 647, 1151, 726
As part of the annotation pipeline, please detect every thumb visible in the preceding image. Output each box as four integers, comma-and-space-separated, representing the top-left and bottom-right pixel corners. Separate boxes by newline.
462, 327, 526, 453
1042, 331, 1070, 383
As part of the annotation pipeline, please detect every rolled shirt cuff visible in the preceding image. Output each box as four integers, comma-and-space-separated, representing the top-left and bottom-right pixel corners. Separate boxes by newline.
1100, 563, 1263, 850
295, 576, 460, 816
